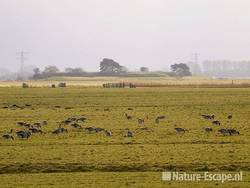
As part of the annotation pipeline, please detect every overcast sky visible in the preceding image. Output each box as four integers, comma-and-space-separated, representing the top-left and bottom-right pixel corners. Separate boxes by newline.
1, 0, 250, 72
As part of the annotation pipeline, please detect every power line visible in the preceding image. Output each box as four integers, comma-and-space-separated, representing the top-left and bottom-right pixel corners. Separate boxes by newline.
17, 50, 28, 78
194, 53, 199, 64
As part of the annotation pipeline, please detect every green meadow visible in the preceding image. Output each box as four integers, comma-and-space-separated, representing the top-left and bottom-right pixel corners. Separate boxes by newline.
0, 87, 249, 187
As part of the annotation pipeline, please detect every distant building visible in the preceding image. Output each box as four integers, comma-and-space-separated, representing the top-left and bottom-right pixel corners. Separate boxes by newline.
202, 60, 250, 77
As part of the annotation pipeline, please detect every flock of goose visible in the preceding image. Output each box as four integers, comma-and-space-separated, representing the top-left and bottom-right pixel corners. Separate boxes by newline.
201, 114, 240, 136
1, 108, 240, 140
173, 114, 239, 135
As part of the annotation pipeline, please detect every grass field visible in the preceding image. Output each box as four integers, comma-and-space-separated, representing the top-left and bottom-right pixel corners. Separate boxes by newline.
1, 76, 250, 87
0, 87, 249, 187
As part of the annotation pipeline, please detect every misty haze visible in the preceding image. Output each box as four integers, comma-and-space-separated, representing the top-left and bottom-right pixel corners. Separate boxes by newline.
0, 1, 250, 188
1, 0, 250, 79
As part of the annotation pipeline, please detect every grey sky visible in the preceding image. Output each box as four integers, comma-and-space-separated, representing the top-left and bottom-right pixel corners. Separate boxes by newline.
1, 0, 250, 72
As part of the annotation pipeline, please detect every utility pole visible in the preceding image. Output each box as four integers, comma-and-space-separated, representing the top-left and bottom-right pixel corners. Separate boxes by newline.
17, 50, 28, 80
191, 52, 202, 75
194, 53, 199, 65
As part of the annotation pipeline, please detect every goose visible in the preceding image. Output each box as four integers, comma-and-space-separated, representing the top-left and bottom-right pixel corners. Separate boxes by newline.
137, 118, 144, 125
2, 129, 14, 140
227, 128, 239, 135
29, 127, 43, 134
155, 118, 160, 124
127, 130, 133, 137
157, 116, 166, 120
125, 113, 132, 120
212, 120, 221, 126
204, 127, 213, 133
2, 134, 14, 140
105, 130, 113, 136
218, 128, 229, 136
16, 131, 31, 139
71, 123, 82, 129
85, 127, 96, 133
52, 127, 68, 134
174, 127, 186, 133
201, 114, 215, 120
95, 127, 104, 133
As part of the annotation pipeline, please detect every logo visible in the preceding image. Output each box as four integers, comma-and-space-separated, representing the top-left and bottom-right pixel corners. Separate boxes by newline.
162, 171, 243, 183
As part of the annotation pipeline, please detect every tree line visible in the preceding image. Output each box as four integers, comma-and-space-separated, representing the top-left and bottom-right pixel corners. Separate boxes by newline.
33, 58, 191, 79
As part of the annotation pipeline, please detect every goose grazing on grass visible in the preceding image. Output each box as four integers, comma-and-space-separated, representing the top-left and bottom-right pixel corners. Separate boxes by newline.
174, 127, 186, 133
29, 127, 43, 134
201, 114, 215, 120
94, 127, 104, 133
52, 127, 68, 134
228, 115, 233, 119
137, 118, 144, 125
157, 115, 166, 120
218, 128, 230, 136
212, 120, 221, 126
227, 128, 240, 135
16, 121, 25, 126
2, 134, 14, 140
70, 123, 82, 129
125, 113, 132, 120
42, 120, 48, 125
204, 127, 213, 133
218, 128, 239, 136
105, 130, 113, 136
16, 131, 31, 139
155, 116, 166, 124
85, 127, 96, 133
127, 130, 133, 137
62, 119, 72, 125
33, 122, 41, 127
77, 117, 87, 122
16, 122, 31, 128
2, 129, 14, 140
155, 118, 160, 124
